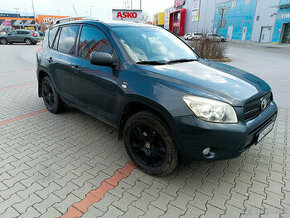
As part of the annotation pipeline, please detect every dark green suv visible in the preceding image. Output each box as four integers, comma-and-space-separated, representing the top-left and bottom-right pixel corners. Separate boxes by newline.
36, 18, 277, 176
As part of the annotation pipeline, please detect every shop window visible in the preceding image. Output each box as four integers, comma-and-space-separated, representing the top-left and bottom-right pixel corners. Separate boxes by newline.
244, 0, 251, 5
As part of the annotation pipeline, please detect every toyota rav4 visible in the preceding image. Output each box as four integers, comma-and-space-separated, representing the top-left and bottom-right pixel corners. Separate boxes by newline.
36, 18, 278, 176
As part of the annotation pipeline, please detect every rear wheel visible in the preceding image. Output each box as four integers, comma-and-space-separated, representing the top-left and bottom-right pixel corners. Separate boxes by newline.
41, 76, 65, 114
25, 38, 32, 45
123, 111, 178, 176
0, 38, 7, 45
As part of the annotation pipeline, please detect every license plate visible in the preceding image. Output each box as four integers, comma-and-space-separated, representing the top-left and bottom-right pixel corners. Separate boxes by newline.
256, 121, 275, 144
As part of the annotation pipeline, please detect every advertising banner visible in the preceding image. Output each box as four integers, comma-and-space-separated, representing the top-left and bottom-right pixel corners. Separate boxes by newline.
112, 9, 142, 21
193, 0, 200, 10
37, 15, 69, 23
2, 20, 12, 27
192, 10, 199, 22
192, 0, 200, 22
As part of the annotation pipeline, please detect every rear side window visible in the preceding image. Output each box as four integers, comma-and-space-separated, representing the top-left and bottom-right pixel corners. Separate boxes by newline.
58, 25, 79, 55
78, 26, 113, 60
48, 27, 58, 48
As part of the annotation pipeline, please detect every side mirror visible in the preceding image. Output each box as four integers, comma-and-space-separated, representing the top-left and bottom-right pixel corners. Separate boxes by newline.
90, 51, 116, 67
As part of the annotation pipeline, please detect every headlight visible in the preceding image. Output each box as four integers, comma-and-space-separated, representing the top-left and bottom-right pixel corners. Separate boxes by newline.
182, 95, 238, 123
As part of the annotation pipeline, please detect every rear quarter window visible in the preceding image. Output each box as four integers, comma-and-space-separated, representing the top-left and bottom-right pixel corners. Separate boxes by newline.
48, 27, 58, 48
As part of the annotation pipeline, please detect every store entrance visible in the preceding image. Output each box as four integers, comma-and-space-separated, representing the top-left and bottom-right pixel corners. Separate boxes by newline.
282, 23, 290, 43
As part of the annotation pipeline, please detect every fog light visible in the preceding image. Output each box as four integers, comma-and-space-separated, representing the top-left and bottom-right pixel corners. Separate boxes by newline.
203, 147, 211, 156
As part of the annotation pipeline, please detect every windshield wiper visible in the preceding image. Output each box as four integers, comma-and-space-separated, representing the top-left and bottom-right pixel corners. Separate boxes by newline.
166, 59, 197, 64
136, 61, 166, 65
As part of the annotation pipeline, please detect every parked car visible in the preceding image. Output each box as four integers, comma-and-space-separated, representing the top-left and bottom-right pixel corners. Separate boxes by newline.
184, 33, 192, 40
0, 29, 40, 45
37, 19, 277, 176
207, 33, 226, 42
184, 32, 204, 41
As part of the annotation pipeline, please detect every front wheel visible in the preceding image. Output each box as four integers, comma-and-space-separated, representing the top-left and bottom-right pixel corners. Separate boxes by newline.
123, 111, 179, 176
41, 76, 65, 114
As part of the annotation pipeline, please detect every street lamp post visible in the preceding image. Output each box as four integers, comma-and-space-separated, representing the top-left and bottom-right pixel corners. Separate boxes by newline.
31, 0, 38, 31
13, 8, 21, 29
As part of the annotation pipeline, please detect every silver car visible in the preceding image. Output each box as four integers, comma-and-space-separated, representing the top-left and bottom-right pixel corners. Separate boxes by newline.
0, 29, 40, 45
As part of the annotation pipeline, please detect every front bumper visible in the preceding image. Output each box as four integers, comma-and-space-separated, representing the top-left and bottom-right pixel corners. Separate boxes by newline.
172, 102, 278, 160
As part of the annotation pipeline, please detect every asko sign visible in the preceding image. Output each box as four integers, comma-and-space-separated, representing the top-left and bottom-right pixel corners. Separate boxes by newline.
174, 0, 185, 8
112, 9, 142, 21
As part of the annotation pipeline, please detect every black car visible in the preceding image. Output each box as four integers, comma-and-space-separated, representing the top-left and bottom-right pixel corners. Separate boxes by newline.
36, 18, 277, 176
0, 29, 40, 45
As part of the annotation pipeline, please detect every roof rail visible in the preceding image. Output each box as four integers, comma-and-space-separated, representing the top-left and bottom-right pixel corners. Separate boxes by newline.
53, 16, 97, 25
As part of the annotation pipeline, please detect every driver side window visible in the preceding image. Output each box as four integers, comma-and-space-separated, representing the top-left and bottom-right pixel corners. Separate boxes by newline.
77, 25, 113, 60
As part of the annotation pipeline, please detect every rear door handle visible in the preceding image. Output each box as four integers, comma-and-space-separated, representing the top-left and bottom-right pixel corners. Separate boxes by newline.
47, 57, 53, 63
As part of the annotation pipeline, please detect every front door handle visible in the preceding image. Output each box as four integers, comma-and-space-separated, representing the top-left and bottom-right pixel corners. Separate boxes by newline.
72, 65, 80, 72
47, 57, 53, 63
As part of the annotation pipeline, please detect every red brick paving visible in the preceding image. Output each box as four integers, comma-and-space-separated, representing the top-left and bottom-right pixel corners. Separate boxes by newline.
0, 109, 47, 126
0, 82, 37, 91
61, 161, 136, 218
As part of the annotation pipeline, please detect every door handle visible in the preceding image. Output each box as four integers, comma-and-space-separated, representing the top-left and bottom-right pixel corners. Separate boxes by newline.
72, 65, 80, 72
47, 57, 53, 63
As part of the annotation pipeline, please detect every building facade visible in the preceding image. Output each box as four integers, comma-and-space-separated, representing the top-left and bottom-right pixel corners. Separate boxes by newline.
163, 0, 290, 43
273, 0, 290, 43
0, 13, 68, 33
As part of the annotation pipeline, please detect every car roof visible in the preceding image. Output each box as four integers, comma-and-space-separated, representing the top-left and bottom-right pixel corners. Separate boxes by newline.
52, 19, 153, 29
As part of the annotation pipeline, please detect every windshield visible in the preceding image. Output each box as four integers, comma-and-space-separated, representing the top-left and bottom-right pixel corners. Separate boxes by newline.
112, 26, 197, 63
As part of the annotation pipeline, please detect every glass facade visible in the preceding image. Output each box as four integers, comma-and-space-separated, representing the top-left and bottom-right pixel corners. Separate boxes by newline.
272, 0, 290, 43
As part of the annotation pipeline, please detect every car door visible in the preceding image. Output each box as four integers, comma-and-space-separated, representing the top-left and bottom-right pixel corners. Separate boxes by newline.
20, 30, 30, 42
72, 25, 118, 124
15, 30, 25, 42
47, 25, 80, 103
8, 30, 18, 42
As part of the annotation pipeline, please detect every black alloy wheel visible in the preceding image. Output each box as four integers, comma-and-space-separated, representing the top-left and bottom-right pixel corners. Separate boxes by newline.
41, 76, 65, 114
124, 111, 178, 176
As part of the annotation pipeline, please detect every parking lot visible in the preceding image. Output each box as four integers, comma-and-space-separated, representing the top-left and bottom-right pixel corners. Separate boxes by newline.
0, 43, 289, 217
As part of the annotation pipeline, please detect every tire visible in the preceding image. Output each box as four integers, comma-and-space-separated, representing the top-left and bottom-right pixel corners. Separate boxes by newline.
123, 111, 178, 176
0, 38, 7, 45
9, 42, 13, 45
25, 38, 32, 45
41, 76, 65, 114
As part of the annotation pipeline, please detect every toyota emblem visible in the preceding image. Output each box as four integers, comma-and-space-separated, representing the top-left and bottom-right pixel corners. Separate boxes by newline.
261, 98, 268, 110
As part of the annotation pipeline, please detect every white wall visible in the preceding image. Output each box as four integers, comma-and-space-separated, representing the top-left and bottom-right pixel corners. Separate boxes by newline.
251, 0, 279, 42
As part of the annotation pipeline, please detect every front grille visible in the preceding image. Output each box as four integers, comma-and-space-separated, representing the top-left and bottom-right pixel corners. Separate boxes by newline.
244, 92, 272, 121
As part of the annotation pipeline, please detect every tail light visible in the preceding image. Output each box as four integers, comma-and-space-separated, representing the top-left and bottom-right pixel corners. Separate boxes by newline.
32, 31, 36, 37
36, 46, 42, 54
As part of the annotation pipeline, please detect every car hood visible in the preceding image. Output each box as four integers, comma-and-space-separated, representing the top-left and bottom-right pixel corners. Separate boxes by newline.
137, 59, 271, 106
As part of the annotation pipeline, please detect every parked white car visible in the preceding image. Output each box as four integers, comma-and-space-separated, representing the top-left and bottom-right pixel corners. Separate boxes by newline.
206, 33, 226, 42
184, 32, 204, 41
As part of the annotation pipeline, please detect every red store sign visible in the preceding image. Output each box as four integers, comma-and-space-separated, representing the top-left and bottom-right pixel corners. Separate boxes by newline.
112, 9, 142, 21
174, 0, 185, 8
